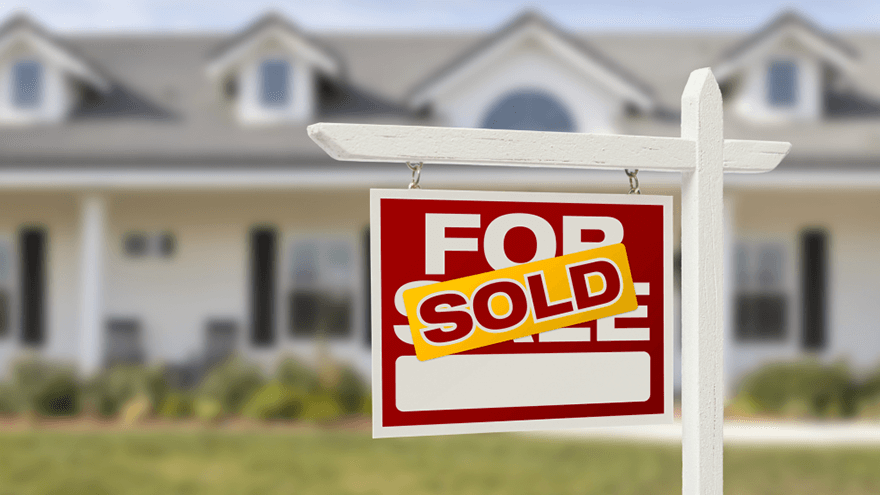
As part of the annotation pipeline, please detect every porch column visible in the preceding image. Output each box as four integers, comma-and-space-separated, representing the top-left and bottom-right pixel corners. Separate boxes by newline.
79, 194, 106, 375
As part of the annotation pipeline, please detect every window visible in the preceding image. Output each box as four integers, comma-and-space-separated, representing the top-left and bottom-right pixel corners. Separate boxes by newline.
12, 61, 42, 109
123, 231, 176, 258
767, 61, 798, 107
482, 91, 575, 132
735, 242, 788, 341
260, 60, 289, 107
288, 239, 354, 339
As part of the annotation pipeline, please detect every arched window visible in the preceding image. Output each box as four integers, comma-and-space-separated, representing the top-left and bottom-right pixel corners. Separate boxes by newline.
260, 59, 290, 107
12, 60, 43, 109
481, 91, 575, 132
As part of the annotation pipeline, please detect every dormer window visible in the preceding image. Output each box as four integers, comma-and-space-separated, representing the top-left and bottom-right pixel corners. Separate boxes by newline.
12, 60, 42, 109
260, 59, 289, 108
767, 60, 798, 108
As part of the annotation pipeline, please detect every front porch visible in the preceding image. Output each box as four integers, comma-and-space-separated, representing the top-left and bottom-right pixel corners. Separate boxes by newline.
0, 190, 373, 378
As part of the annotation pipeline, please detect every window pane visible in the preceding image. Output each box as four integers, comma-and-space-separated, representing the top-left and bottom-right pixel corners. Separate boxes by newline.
735, 294, 786, 341
0, 241, 10, 284
767, 61, 798, 107
291, 242, 319, 284
735, 243, 750, 289
290, 290, 320, 337
323, 294, 352, 337
158, 232, 176, 257
123, 232, 149, 257
260, 60, 289, 107
482, 91, 575, 132
324, 241, 351, 286
13, 61, 42, 109
756, 245, 783, 289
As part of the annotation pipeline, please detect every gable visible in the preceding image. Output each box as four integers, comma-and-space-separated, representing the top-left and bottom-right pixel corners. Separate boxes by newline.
0, 15, 109, 92
714, 11, 857, 81
207, 14, 340, 79
408, 12, 655, 115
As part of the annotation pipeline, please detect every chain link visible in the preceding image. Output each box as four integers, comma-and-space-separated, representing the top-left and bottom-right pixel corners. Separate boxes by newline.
406, 161, 423, 189
625, 169, 640, 194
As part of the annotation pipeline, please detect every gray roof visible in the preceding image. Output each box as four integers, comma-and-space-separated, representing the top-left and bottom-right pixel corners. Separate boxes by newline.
2, 12, 880, 171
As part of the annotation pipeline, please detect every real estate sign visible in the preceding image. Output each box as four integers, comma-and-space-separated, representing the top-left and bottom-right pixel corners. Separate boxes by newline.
371, 189, 673, 438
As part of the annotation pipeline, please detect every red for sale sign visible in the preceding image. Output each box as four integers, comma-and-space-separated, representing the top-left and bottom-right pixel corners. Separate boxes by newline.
371, 189, 672, 438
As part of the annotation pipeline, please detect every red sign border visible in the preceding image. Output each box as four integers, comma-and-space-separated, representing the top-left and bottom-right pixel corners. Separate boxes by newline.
371, 189, 673, 438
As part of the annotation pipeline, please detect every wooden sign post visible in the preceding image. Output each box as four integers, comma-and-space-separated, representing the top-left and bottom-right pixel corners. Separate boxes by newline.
309, 68, 791, 495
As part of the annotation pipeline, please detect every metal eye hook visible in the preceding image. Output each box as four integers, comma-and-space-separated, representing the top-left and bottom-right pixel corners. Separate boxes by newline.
625, 169, 640, 194
407, 161, 423, 189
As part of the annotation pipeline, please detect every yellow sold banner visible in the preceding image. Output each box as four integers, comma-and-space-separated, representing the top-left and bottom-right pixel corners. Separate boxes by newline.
402, 243, 637, 361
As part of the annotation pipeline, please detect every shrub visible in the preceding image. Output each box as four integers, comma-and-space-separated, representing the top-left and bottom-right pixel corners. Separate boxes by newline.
332, 366, 368, 415
193, 397, 223, 423
735, 360, 857, 418
198, 356, 265, 415
120, 394, 151, 426
854, 365, 880, 417
0, 382, 23, 416
158, 392, 193, 419
301, 393, 342, 423
12, 357, 80, 417
276, 357, 320, 393
85, 365, 167, 417
242, 382, 305, 420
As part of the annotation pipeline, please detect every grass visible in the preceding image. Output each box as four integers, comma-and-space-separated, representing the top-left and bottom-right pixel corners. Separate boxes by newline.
0, 427, 879, 494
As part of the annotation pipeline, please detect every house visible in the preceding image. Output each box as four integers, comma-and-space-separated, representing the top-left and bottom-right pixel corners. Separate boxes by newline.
0, 10, 878, 393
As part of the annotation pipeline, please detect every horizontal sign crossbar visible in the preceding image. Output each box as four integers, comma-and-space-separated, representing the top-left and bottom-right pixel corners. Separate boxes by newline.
308, 123, 790, 173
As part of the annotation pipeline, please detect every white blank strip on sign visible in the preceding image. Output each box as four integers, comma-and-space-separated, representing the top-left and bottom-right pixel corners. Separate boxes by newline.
538, 326, 591, 342
597, 282, 651, 342
395, 352, 650, 412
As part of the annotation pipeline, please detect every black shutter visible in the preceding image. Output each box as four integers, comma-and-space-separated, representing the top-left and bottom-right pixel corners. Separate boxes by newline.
802, 229, 827, 350
20, 227, 46, 346
250, 227, 276, 346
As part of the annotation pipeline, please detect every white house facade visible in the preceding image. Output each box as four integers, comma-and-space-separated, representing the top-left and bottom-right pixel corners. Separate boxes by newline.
0, 11, 878, 394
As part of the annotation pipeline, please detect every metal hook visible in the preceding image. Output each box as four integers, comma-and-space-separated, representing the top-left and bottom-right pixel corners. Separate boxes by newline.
406, 161, 423, 189
625, 169, 640, 194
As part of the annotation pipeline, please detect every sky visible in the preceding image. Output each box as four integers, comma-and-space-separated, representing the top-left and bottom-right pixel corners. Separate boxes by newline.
0, 0, 877, 34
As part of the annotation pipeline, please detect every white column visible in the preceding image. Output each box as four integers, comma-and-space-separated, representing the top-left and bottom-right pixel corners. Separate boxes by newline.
79, 194, 106, 376
680, 68, 724, 495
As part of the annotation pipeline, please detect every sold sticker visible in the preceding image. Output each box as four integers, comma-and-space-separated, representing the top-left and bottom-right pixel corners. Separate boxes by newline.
402, 243, 637, 361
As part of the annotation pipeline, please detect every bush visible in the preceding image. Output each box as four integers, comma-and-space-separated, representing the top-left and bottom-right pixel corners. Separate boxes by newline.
198, 356, 265, 416
0, 382, 23, 416
193, 397, 224, 423
242, 382, 305, 420
158, 392, 193, 419
301, 393, 342, 423
12, 358, 80, 417
85, 365, 167, 417
734, 360, 858, 418
332, 366, 368, 415
276, 357, 321, 393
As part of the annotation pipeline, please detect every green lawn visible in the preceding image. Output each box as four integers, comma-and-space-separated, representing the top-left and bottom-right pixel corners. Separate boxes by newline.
0, 428, 879, 494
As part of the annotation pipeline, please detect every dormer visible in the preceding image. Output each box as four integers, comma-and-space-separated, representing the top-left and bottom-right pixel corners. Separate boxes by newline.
714, 11, 857, 124
0, 14, 110, 125
407, 11, 656, 134
207, 13, 341, 126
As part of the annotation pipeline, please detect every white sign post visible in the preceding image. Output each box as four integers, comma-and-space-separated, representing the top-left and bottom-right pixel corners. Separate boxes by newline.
308, 68, 790, 495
